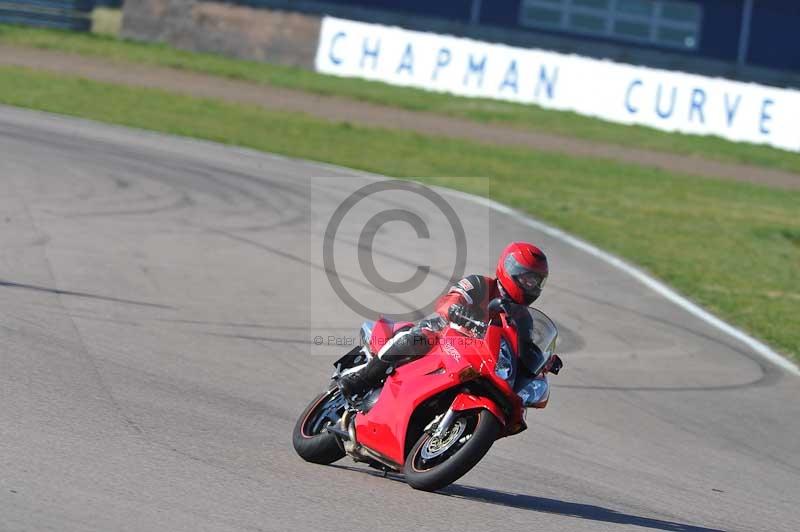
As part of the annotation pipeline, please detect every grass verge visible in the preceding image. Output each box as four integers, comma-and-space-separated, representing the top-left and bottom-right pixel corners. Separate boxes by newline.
0, 65, 797, 361
2, 24, 800, 175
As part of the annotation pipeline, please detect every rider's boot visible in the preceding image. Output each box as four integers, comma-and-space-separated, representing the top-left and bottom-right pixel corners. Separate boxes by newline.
339, 356, 393, 398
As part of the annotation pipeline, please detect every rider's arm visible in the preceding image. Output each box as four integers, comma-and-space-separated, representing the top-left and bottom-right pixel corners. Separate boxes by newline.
434, 275, 489, 320
434, 290, 467, 319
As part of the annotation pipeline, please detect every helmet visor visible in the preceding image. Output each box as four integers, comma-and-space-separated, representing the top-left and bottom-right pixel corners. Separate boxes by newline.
517, 271, 546, 292
504, 254, 547, 295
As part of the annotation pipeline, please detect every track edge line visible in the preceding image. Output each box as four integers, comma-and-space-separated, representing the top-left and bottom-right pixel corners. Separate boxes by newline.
5, 105, 795, 375
438, 188, 800, 377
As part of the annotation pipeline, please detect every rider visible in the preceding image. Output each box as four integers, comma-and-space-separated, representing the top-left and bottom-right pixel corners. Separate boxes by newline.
339, 242, 549, 397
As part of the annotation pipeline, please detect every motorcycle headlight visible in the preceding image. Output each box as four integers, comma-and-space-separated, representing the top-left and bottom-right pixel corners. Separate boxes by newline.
495, 339, 515, 383
517, 377, 550, 408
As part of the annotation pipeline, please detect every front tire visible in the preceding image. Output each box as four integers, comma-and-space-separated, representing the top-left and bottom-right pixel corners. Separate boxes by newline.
403, 410, 501, 492
292, 388, 346, 465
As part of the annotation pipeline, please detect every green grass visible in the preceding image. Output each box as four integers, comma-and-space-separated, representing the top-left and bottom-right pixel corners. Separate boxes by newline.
0, 65, 797, 361
3, 24, 800, 175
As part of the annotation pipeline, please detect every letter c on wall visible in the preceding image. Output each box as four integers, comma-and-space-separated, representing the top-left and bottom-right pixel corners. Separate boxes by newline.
329, 31, 346, 65
625, 79, 642, 114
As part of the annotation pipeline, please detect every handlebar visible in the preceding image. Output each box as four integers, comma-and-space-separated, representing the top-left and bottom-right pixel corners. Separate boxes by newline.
448, 312, 487, 336
448, 297, 515, 336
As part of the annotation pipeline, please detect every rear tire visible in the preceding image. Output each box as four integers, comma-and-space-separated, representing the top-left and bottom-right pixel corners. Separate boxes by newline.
292, 389, 346, 465
403, 410, 501, 492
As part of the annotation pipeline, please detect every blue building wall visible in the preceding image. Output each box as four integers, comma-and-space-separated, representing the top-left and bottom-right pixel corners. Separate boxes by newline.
748, 0, 800, 71
323, 0, 473, 22
478, 0, 519, 27
219, 1, 799, 74
478, 0, 748, 62
683, 0, 741, 62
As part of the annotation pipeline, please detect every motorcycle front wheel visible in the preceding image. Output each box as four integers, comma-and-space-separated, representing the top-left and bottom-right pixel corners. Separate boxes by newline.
292, 388, 347, 465
403, 409, 501, 492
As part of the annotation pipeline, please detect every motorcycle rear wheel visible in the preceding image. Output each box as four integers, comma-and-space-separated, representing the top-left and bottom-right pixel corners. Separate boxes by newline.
403, 409, 500, 492
292, 388, 346, 465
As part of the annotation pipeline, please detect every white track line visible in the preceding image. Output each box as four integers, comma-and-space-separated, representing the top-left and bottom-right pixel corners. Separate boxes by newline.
440, 188, 800, 377
10, 107, 796, 376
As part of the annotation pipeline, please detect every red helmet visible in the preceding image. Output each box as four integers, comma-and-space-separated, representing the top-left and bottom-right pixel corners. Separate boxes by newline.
496, 242, 549, 305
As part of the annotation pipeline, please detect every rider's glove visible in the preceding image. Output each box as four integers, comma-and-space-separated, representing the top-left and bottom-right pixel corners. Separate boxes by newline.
447, 304, 473, 327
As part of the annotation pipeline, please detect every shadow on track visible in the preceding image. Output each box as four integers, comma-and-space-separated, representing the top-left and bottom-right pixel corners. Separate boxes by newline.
441, 485, 724, 532
330, 465, 722, 532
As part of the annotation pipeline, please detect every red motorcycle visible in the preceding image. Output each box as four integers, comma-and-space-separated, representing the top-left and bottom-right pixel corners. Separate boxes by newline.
292, 298, 563, 491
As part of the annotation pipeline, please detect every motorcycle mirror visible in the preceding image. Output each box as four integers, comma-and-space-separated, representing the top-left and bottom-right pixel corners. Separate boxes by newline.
549, 354, 563, 375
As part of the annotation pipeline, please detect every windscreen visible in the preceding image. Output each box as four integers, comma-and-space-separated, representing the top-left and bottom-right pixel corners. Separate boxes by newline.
528, 308, 558, 358
508, 304, 558, 375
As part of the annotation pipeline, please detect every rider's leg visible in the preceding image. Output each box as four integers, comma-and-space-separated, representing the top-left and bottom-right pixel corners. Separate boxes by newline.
378, 326, 434, 363
339, 326, 434, 397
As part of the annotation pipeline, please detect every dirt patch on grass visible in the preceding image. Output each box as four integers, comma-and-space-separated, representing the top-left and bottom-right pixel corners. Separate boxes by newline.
2, 44, 800, 190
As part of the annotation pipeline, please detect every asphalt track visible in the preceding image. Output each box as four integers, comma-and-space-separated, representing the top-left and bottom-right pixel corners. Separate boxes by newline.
0, 105, 798, 532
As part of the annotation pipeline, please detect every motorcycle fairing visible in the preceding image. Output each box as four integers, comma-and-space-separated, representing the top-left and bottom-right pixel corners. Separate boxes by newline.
354, 340, 482, 465
354, 326, 516, 466
450, 393, 506, 425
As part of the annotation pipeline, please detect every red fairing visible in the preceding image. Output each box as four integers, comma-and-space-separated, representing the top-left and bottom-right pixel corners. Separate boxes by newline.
354, 339, 474, 465
354, 322, 526, 466
450, 393, 505, 426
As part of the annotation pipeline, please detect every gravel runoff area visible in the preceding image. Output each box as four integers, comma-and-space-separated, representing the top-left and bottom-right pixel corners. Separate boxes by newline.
2, 44, 800, 190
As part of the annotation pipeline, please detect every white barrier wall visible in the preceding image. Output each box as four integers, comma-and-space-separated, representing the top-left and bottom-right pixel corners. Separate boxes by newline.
315, 16, 800, 153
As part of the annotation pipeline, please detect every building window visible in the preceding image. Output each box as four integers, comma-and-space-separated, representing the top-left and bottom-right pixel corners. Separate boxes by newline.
519, 0, 702, 50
